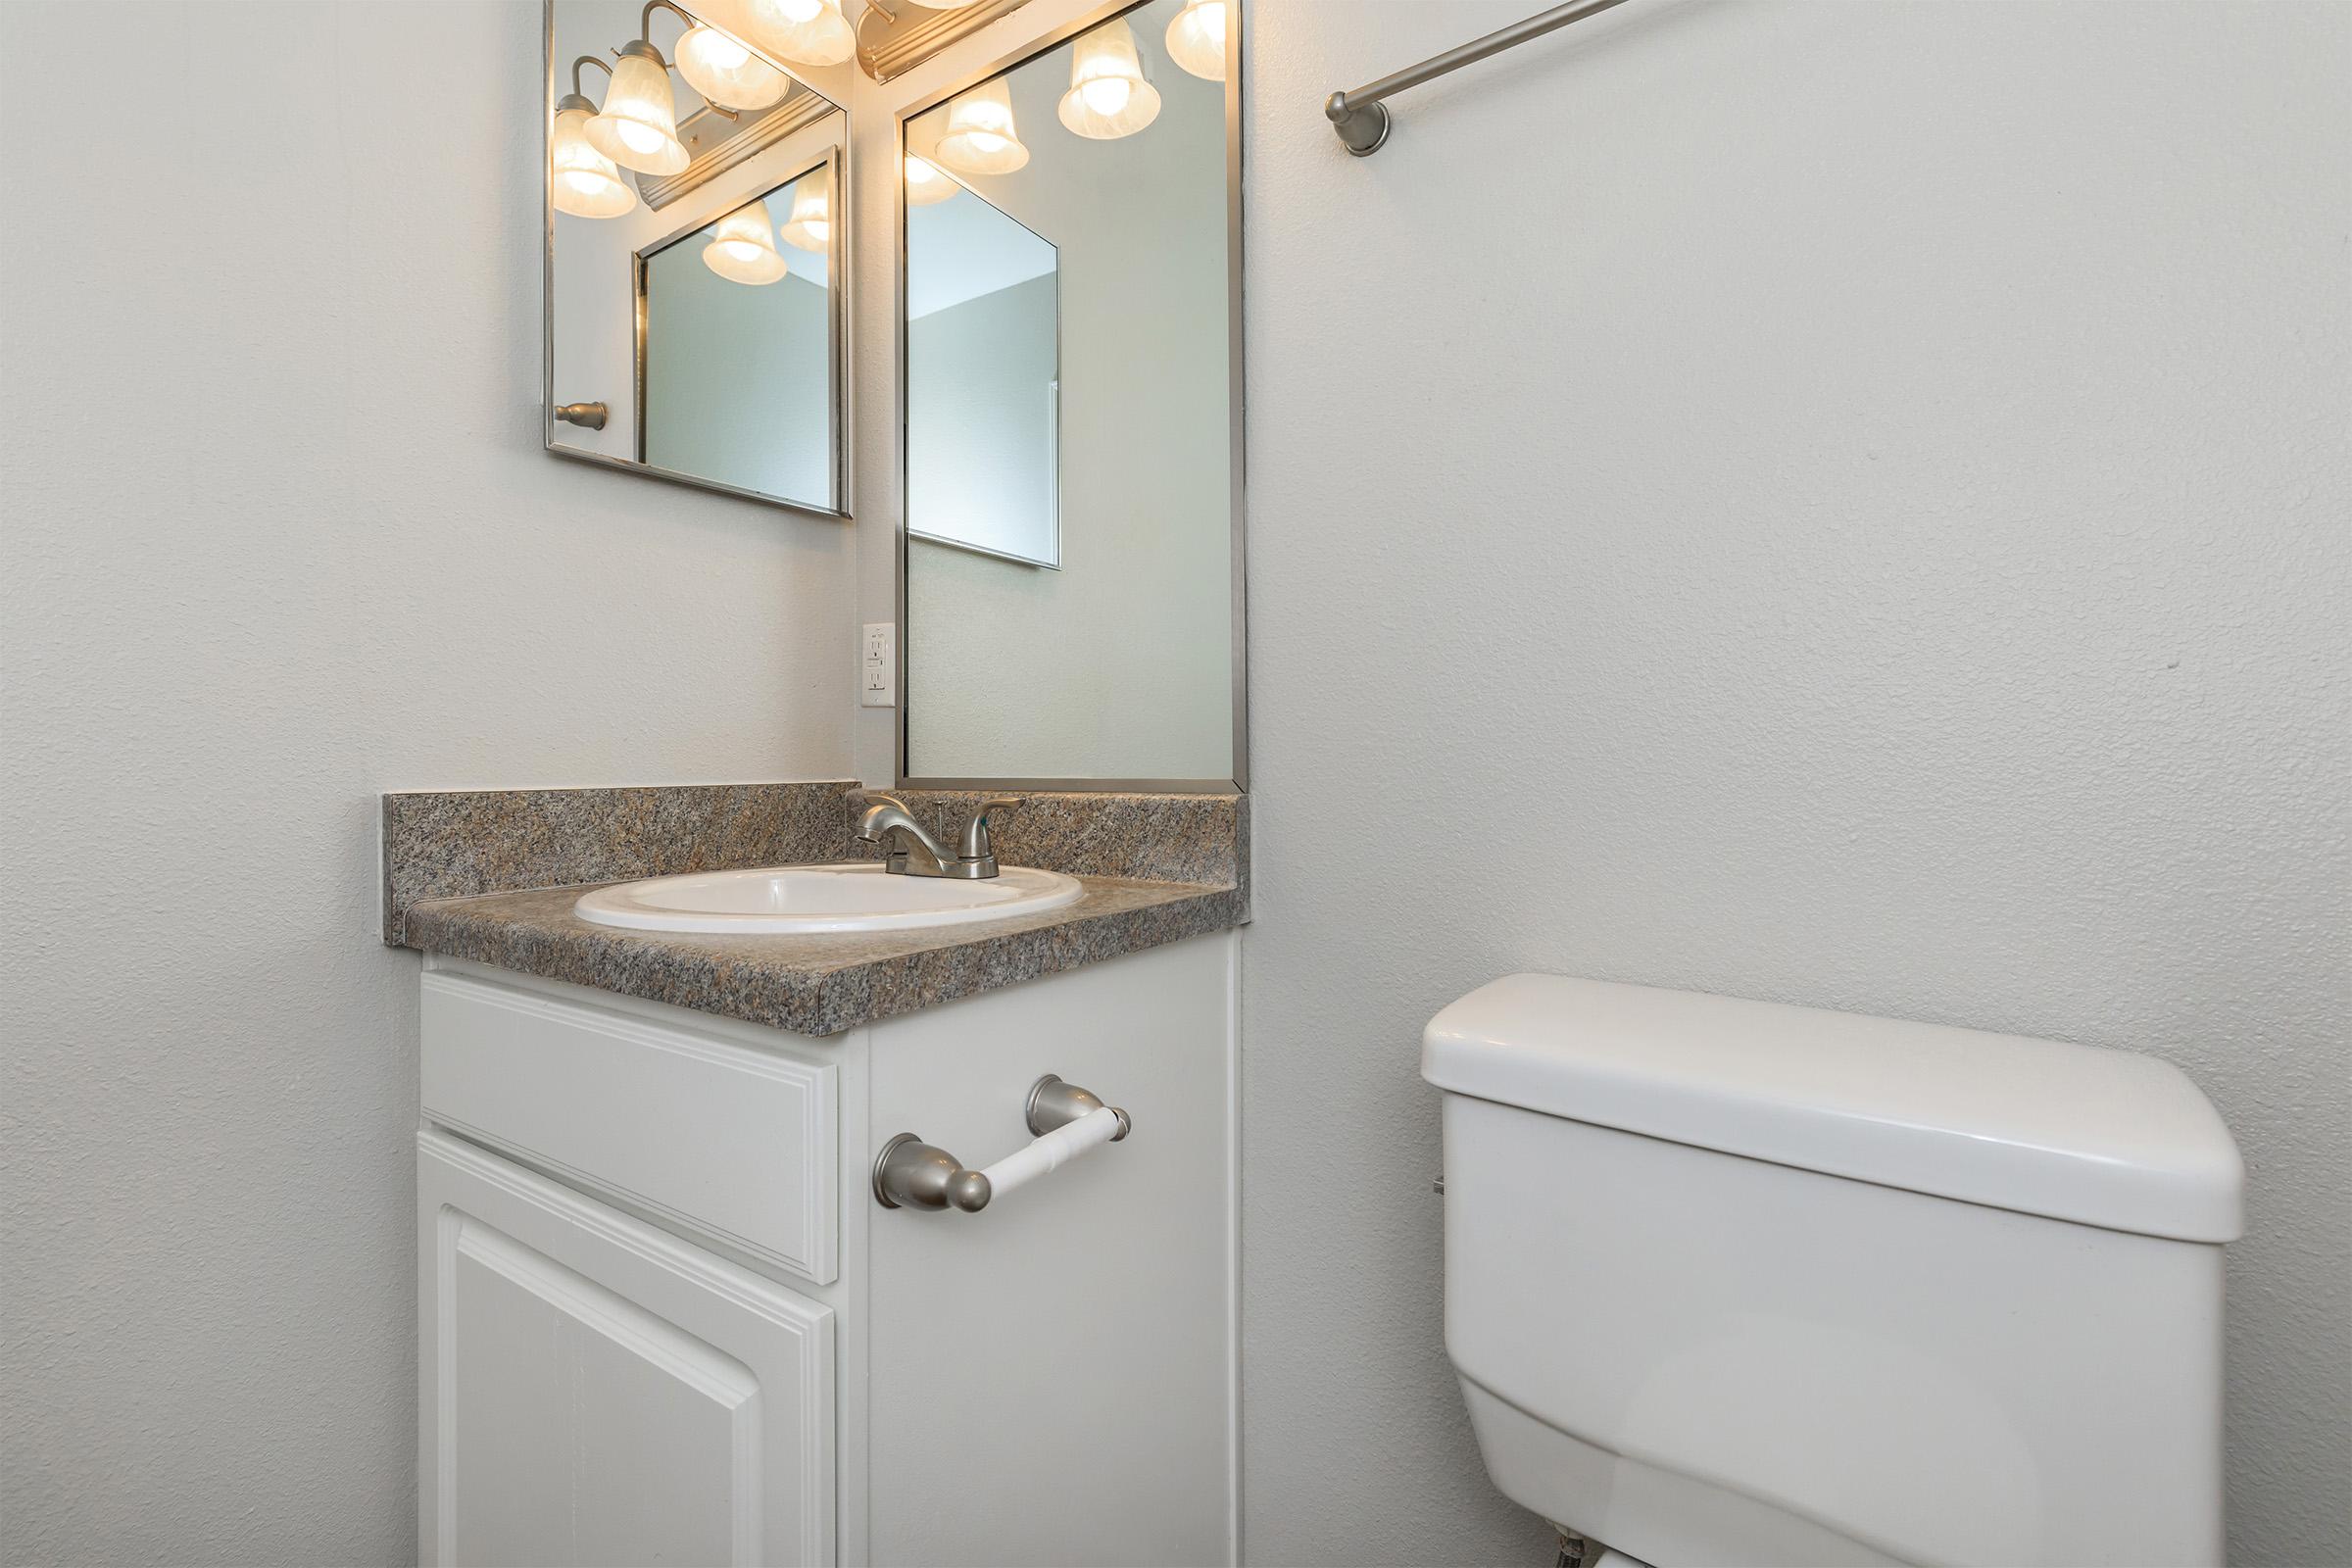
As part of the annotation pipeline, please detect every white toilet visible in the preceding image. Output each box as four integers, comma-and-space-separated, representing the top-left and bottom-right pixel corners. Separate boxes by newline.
1423, 973, 2244, 1568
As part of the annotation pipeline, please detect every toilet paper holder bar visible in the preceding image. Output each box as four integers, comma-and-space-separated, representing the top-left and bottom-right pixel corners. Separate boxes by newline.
873, 1074, 1131, 1212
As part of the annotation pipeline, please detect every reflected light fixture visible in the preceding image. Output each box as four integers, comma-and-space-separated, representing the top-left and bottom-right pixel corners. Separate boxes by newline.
585, 22, 690, 175
740, 0, 855, 68
1057, 18, 1159, 139
932, 80, 1028, 175
778, 169, 832, 251
673, 21, 790, 109
1164, 0, 1227, 81
704, 202, 789, 284
552, 57, 638, 219
903, 153, 958, 206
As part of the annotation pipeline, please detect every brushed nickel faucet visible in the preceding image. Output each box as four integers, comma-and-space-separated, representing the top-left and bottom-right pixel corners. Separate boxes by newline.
855, 794, 1023, 879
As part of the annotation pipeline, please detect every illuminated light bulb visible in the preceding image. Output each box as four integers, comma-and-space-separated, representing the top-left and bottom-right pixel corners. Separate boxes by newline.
933, 79, 1028, 174
903, 153, 959, 206
778, 169, 832, 251
550, 98, 637, 218
586, 41, 689, 174
740, 0, 854, 67
1164, 0, 1227, 82
1058, 19, 1158, 139
674, 23, 790, 110
703, 203, 788, 284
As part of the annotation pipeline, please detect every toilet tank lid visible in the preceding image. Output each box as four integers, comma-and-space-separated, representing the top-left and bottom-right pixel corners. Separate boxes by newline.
1422, 974, 2243, 1243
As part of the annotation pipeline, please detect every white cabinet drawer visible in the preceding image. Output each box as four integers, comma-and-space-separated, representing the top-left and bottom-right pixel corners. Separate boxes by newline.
420, 969, 838, 1284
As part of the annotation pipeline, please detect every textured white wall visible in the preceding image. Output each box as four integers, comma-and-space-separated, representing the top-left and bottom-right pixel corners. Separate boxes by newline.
0, 4, 853, 1563
1240, 4, 2349, 1566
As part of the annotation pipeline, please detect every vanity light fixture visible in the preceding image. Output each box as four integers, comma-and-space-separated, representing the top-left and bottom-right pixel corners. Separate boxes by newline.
903, 153, 959, 205
551, 57, 639, 219
932, 79, 1028, 174
673, 20, 791, 109
585, 9, 691, 175
704, 200, 789, 283
1057, 18, 1159, 139
778, 169, 832, 250
740, 0, 856, 68
1164, 0, 1227, 81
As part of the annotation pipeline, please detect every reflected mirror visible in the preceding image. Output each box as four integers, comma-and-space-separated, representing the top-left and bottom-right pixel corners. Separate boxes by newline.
907, 194, 1058, 566
547, 0, 848, 516
902, 0, 1240, 785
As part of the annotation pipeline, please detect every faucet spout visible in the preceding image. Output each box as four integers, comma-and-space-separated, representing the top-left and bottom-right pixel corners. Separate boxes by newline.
855, 795, 952, 877
854, 793, 1025, 879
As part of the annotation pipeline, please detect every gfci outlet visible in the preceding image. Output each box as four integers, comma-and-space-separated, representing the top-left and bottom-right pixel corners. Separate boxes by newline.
860, 622, 897, 708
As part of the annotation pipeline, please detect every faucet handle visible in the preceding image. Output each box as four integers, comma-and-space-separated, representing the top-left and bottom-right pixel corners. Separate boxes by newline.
957, 796, 1024, 867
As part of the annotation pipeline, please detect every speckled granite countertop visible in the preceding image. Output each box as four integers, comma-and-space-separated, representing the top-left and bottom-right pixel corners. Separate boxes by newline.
383, 783, 1248, 1036
403, 875, 1243, 1036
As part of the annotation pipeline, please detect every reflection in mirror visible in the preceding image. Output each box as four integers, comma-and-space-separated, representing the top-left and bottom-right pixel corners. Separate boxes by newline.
641, 161, 835, 500
547, 0, 848, 516
907, 192, 1058, 566
903, 0, 1237, 783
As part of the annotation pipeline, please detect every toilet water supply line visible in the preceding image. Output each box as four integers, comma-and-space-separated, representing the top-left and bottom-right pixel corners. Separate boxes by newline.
872, 1074, 1131, 1212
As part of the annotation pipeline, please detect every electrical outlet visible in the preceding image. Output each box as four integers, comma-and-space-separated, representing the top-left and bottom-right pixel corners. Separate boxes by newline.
860, 622, 896, 708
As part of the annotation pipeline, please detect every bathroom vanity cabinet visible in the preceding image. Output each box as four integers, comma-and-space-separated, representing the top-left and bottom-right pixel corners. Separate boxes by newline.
416, 933, 1237, 1567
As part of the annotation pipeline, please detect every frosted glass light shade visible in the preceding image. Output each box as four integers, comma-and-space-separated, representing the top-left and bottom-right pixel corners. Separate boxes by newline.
778, 170, 831, 251
933, 80, 1028, 175
551, 103, 638, 218
586, 44, 689, 174
704, 203, 788, 284
903, 153, 958, 206
674, 24, 789, 110
1165, 0, 1227, 81
741, 0, 854, 67
1057, 19, 1159, 139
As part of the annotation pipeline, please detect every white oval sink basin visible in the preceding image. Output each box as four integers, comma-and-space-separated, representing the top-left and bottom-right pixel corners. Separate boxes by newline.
572, 861, 1085, 935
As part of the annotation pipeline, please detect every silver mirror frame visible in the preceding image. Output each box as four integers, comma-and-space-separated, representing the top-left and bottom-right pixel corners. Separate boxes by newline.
893, 0, 1248, 794
542, 2, 855, 522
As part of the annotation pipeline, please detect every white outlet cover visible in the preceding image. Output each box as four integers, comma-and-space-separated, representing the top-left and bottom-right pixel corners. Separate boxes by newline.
860, 622, 897, 708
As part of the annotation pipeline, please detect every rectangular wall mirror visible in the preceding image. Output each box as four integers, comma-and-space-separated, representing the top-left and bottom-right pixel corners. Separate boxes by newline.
546, 0, 849, 518
900, 0, 1242, 787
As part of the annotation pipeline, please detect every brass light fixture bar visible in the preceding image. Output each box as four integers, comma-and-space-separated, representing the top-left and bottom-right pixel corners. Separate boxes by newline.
637, 86, 840, 209
855, 0, 1033, 84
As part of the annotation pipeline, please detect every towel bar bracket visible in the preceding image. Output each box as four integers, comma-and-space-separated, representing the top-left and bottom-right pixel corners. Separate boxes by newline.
1325, 92, 1391, 157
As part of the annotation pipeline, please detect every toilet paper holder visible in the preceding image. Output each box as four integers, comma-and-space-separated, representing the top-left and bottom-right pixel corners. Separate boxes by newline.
873, 1074, 1132, 1212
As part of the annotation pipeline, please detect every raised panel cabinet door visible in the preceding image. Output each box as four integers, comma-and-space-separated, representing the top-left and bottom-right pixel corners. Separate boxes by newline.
417, 1130, 835, 1568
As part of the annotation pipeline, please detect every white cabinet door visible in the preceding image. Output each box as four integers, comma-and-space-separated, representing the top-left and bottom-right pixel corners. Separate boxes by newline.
418, 1131, 834, 1568
866, 934, 1237, 1567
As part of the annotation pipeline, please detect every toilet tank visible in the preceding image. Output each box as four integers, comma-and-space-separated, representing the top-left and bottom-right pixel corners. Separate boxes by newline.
1423, 975, 2243, 1568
